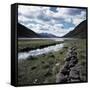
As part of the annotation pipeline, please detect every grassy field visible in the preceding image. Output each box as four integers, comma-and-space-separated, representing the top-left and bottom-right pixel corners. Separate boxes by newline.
18, 39, 87, 85
18, 39, 64, 52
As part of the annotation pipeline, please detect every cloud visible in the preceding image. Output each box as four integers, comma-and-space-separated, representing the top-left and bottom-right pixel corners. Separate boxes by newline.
18, 5, 86, 37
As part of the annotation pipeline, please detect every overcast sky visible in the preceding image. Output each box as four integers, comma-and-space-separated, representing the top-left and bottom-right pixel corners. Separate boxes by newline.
18, 5, 86, 37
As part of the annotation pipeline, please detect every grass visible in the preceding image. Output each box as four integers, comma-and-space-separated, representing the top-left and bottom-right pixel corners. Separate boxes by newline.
18, 39, 64, 52
18, 39, 87, 85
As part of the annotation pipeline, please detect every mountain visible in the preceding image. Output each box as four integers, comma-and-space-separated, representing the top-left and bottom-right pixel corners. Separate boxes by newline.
39, 33, 59, 38
17, 23, 60, 38
17, 23, 40, 38
63, 20, 87, 38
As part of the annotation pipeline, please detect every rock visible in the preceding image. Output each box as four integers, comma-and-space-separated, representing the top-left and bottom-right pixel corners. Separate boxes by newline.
69, 69, 80, 80
60, 67, 70, 75
68, 62, 75, 68
72, 47, 77, 51
33, 79, 38, 84
71, 52, 77, 57
67, 52, 77, 59
71, 63, 81, 71
73, 59, 78, 64
69, 47, 73, 50
56, 46, 80, 83
65, 56, 72, 61
69, 59, 78, 68
71, 55, 78, 59
56, 73, 68, 83
63, 62, 70, 69
74, 63, 87, 81
69, 64, 81, 81
55, 63, 60, 66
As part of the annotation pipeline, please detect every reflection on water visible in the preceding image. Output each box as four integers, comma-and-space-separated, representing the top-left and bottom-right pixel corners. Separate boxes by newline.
18, 43, 64, 60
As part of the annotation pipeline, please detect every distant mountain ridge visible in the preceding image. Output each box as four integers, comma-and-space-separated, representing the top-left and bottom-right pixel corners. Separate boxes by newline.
63, 20, 87, 38
39, 33, 59, 38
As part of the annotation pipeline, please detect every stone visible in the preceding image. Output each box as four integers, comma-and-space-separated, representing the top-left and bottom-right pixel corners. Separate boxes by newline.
65, 56, 72, 61
56, 73, 68, 83
63, 62, 70, 69
56, 46, 80, 83
55, 63, 60, 66
71, 52, 77, 57
68, 57, 78, 68
68, 60, 76, 68
69, 67, 80, 80
33, 79, 38, 84
60, 67, 70, 76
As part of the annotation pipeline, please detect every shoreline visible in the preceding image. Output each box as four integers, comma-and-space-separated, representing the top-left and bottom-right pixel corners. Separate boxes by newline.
18, 40, 64, 52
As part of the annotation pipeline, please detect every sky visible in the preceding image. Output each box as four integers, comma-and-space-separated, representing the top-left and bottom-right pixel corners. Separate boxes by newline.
18, 5, 86, 37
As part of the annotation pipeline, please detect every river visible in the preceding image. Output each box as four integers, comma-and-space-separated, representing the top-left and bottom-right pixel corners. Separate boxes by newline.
18, 38, 74, 60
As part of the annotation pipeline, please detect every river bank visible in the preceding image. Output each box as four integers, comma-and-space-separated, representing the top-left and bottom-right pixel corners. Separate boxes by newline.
18, 38, 64, 52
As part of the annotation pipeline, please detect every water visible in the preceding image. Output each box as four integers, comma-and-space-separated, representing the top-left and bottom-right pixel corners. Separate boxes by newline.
18, 38, 76, 60
18, 43, 64, 60
18, 38, 69, 41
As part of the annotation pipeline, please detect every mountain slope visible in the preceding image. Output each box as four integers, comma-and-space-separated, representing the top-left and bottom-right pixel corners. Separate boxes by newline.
63, 20, 87, 38
17, 23, 40, 38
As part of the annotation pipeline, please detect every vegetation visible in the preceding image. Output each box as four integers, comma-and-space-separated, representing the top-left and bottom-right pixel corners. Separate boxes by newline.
18, 39, 64, 52
18, 39, 87, 85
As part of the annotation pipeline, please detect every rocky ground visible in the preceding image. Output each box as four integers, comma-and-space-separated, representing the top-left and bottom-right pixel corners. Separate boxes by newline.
56, 46, 86, 83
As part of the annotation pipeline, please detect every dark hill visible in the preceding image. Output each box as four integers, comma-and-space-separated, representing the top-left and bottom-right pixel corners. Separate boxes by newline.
63, 20, 87, 38
17, 23, 40, 38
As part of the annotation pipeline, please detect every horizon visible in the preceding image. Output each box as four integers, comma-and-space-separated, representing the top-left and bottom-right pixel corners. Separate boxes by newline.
18, 5, 86, 37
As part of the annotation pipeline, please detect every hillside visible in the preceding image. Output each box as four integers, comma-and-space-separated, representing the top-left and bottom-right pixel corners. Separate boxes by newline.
17, 23, 40, 38
17, 23, 59, 38
63, 20, 87, 38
